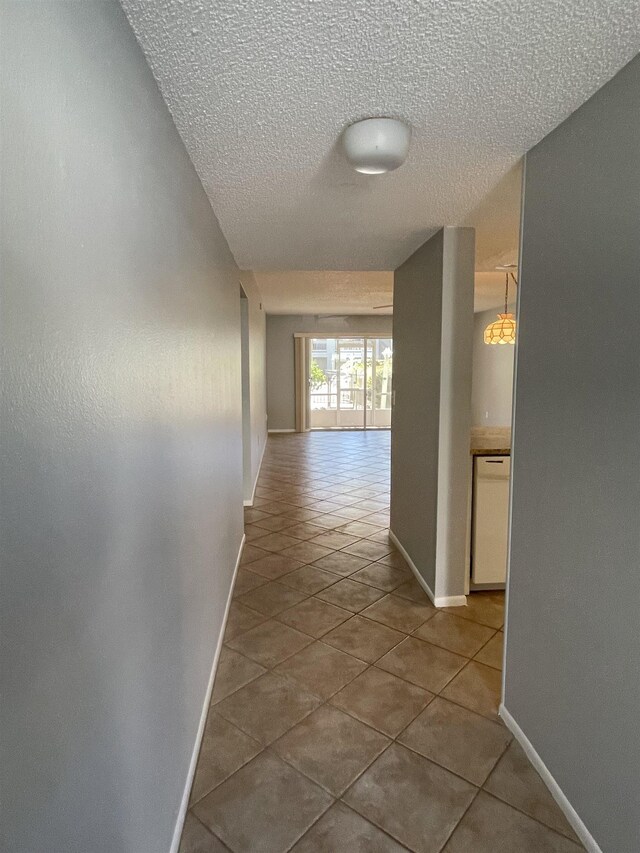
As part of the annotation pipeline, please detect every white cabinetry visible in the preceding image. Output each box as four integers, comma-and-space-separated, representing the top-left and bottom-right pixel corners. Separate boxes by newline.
472, 455, 510, 586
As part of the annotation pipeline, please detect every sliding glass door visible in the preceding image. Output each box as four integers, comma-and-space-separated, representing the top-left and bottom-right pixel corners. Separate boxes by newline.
307, 336, 393, 430
366, 337, 393, 428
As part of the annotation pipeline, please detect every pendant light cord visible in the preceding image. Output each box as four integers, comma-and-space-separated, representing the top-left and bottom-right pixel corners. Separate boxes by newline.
504, 271, 518, 312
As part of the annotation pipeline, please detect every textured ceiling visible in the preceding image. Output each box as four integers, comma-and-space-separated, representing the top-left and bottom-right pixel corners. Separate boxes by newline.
122, 0, 639, 270
252, 270, 512, 315
252, 271, 393, 315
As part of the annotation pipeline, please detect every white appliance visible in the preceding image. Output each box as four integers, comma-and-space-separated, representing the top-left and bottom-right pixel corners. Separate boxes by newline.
472, 455, 511, 585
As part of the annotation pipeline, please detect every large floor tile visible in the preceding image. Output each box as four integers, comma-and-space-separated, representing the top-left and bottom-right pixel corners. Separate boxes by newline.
337, 520, 386, 538
323, 616, 404, 663
398, 697, 511, 785
283, 521, 329, 540
232, 568, 267, 597
313, 551, 372, 576
255, 500, 296, 516
414, 612, 496, 658
484, 741, 580, 840
442, 791, 583, 852
309, 530, 361, 549
226, 619, 312, 668
309, 513, 352, 529
350, 562, 409, 592
361, 593, 435, 632
273, 705, 389, 795
179, 814, 230, 852
193, 751, 333, 853
189, 713, 261, 804
214, 672, 321, 745
249, 531, 301, 552
280, 538, 333, 561
236, 580, 307, 616
290, 801, 408, 852
474, 630, 504, 670
316, 578, 386, 612
239, 544, 271, 566
244, 523, 272, 542
278, 564, 340, 594
374, 551, 409, 571
274, 641, 367, 700
365, 528, 393, 544
243, 507, 270, 524
330, 666, 432, 737
332, 505, 374, 520
341, 539, 394, 561
376, 637, 467, 693
443, 591, 504, 629
223, 601, 267, 640
210, 647, 266, 704
276, 596, 352, 638
281, 507, 324, 522
247, 552, 304, 580
441, 661, 503, 719
364, 511, 390, 526
251, 514, 298, 533
392, 577, 431, 603
343, 743, 477, 853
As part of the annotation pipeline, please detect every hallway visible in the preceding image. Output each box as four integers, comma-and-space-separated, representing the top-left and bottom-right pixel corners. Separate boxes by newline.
181, 432, 581, 853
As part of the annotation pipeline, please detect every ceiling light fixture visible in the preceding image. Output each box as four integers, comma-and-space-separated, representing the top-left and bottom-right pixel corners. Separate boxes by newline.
342, 117, 411, 175
484, 268, 517, 345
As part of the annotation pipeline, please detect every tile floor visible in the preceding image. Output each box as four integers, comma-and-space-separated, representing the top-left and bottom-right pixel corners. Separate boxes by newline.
180, 431, 583, 853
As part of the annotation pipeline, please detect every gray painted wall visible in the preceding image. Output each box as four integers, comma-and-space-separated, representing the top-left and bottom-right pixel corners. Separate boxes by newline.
505, 55, 640, 852
391, 232, 444, 592
266, 314, 393, 430
1, 3, 248, 851
390, 228, 475, 600
471, 306, 516, 427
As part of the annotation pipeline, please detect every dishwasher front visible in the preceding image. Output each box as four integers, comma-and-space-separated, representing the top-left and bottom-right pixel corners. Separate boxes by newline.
472, 455, 511, 586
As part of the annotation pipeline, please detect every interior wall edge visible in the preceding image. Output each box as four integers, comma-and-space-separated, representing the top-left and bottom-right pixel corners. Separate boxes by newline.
169, 534, 246, 853
389, 530, 467, 608
242, 438, 268, 507
499, 704, 603, 853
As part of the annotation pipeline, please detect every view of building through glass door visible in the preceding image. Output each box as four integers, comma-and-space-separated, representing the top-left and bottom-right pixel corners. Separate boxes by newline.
308, 336, 393, 429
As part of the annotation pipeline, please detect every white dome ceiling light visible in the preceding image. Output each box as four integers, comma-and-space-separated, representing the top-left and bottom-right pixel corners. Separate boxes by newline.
342, 117, 411, 175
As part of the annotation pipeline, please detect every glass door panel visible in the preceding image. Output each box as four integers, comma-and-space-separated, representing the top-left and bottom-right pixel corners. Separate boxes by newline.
308, 337, 337, 428
308, 336, 392, 430
336, 337, 366, 428
365, 337, 393, 428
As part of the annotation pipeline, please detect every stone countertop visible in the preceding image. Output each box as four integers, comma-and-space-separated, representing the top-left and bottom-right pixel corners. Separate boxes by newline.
470, 426, 511, 456
471, 445, 511, 456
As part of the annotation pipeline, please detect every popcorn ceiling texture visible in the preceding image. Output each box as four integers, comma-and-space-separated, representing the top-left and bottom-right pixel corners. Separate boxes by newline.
122, 0, 640, 271
251, 270, 393, 315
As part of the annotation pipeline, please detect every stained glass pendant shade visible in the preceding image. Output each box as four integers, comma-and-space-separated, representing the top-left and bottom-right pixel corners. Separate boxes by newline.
484, 271, 517, 345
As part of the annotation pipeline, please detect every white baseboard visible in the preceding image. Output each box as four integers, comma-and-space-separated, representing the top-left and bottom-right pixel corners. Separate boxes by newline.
243, 437, 267, 507
268, 428, 296, 433
389, 529, 467, 608
499, 704, 602, 853
169, 533, 246, 853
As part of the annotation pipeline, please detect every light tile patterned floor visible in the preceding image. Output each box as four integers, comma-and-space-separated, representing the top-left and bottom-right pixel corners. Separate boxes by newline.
180, 431, 583, 853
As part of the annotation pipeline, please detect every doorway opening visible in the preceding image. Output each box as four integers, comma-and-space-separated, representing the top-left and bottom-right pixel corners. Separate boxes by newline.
307, 336, 393, 430
239, 285, 252, 502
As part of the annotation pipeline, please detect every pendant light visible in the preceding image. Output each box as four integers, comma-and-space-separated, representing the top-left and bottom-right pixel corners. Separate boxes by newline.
484, 270, 517, 345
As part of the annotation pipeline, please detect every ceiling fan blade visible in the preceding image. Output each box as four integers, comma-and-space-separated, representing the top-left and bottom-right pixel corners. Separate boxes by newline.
373, 304, 393, 309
